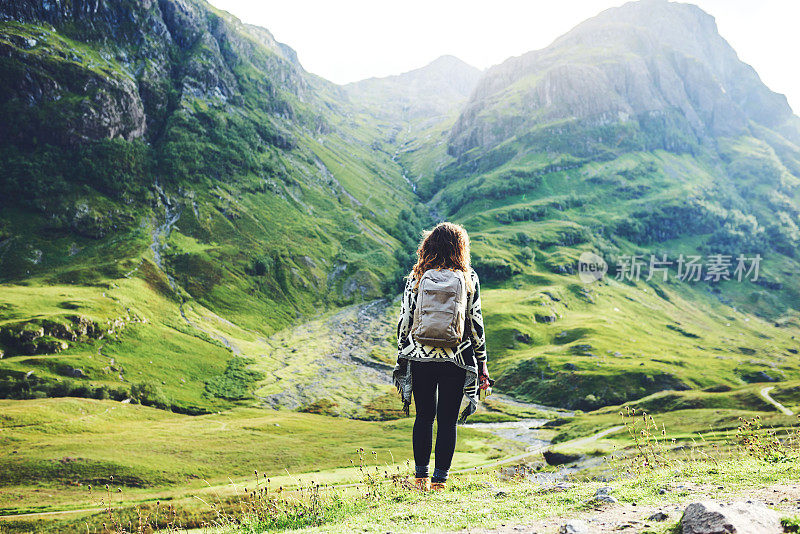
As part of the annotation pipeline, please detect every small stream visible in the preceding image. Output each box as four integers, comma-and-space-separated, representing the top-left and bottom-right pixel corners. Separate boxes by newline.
149, 183, 242, 356
392, 149, 417, 193
460, 395, 609, 481
463, 393, 569, 453
150, 181, 183, 293
462, 419, 550, 450
461, 394, 619, 484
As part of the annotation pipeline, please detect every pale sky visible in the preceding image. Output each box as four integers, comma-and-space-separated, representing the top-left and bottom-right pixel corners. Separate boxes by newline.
209, 0, 799, 113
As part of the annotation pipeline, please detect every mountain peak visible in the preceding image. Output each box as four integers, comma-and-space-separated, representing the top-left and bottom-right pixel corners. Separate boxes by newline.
560, 0, 724, 63
345, 56, 481, 119
349, 54, 479, 86
448, 0, 797, 158
426, 54, 476, 69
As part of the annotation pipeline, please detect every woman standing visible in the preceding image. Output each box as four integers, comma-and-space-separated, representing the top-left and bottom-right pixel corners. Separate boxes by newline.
393, 222, 491, 492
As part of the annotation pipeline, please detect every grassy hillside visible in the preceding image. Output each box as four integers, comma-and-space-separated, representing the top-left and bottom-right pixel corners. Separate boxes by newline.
390, 121, 800, 408
0, 0, 417, 328
387, 0, 800, 409
2, 1, 800, 531
0, 0, 428, 411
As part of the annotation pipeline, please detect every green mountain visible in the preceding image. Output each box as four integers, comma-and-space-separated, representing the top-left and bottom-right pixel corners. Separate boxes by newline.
396, 0, 800, 409
345, 55, 481, 121
1, 0, 800, 419
0, 0, 417, 313
449, 0, 800, 159
4, 0, 800, 526
0, 0, 427, 413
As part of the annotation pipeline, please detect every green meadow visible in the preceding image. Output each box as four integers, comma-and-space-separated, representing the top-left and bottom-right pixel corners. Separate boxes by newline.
3, 0, 800, 531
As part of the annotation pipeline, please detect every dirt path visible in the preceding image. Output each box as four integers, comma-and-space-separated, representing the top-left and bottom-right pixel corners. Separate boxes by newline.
459, 483, 800, 533
761, 386, 794, 416
0, 507, 105, 520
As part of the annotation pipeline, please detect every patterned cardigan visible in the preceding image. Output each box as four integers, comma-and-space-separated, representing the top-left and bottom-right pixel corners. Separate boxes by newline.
392, 268, 487, 423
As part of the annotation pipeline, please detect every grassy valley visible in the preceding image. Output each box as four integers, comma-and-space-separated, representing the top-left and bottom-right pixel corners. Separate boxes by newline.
389, 0, 800, 409
2, 0, 800, 531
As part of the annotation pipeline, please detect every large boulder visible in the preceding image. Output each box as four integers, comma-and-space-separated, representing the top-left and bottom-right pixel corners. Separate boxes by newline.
680, 501, 781, 534
543, 450, 582, 466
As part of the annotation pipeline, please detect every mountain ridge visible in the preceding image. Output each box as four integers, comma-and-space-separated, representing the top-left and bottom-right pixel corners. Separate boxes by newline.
448, 0, 800, 160
3, 4, 800, 523
344, 54, 481, 121
2, 0, 800, 417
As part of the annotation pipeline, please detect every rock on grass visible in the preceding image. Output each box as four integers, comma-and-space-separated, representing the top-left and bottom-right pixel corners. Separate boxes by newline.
680, 500, 781, 534
558, 519, 589, 533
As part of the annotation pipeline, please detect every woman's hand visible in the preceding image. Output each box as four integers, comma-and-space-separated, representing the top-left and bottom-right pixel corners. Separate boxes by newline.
478, 361, 491, 390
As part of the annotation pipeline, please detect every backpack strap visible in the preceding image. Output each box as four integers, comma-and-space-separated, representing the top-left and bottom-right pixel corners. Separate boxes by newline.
461, 308, 471, 343
461, 281, 473, 343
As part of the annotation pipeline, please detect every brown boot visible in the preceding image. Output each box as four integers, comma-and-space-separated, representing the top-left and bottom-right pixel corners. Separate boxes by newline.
411, 476, 430, 492
430, 481, 446, 491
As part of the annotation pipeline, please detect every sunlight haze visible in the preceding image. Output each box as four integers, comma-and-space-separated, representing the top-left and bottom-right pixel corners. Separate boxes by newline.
209, 0, 800, 113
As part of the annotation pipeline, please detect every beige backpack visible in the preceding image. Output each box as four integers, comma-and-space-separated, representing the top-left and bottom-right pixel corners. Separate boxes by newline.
411, 268, 468, 347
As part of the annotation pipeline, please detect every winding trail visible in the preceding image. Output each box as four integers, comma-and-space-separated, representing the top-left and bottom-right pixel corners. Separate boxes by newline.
760, 386, 794, 416
0, 507, 105, 520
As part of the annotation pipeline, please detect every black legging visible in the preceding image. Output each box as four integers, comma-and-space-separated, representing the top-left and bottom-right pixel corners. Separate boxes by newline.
411, 360, 466, 480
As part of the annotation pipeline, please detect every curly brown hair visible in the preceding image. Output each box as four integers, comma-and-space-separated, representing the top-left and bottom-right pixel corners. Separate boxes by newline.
411, 222, 473, 290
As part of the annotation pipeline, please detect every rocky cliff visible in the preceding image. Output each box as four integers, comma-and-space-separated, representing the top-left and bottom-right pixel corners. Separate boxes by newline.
448, 0, 800, 159
0, 0, 308, 147
0, 0, 418, 331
